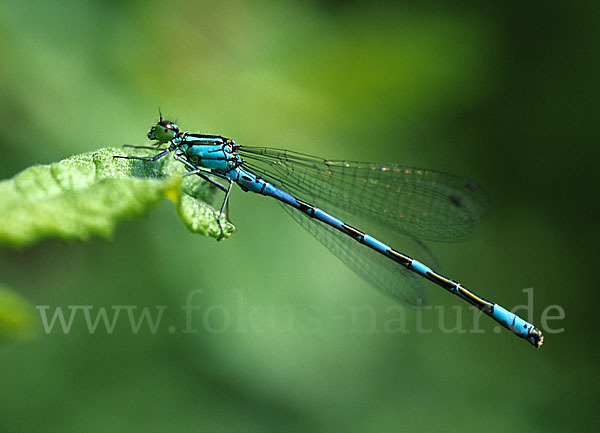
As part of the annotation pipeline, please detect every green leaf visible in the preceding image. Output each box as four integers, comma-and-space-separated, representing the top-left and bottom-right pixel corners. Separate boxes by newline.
0, 284, 36, 342
0, 147, 234, 247
178, 194, 235, 239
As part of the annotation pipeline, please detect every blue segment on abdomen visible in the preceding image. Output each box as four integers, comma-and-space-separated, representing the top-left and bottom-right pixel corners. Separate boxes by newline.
492, 304, 534, 338
313, 208, 344, 228
363, 235, 391, 255
410, 260, 433, 277
233, 168, 264, 193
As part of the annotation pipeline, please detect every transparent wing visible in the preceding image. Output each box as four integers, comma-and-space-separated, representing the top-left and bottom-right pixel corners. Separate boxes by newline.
279, 203, 428, 306
238, 146, 488, 242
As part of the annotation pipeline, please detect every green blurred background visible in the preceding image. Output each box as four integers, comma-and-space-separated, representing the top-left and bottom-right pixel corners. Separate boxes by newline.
0, 0, 597, 431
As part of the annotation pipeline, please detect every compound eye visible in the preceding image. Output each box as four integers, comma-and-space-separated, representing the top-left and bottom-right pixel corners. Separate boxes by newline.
154, 121, 179, 143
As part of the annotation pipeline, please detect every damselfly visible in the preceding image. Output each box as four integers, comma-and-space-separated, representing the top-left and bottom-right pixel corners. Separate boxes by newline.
114, 115, 543, 348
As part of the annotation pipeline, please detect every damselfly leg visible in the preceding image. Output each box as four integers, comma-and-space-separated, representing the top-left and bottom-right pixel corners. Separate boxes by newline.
113, 149, 171, 162
174, 153, 233, 240
123, 144, 167, 151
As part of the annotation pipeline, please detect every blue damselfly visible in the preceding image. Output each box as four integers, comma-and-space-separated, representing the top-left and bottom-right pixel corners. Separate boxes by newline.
114, 115, 543, 348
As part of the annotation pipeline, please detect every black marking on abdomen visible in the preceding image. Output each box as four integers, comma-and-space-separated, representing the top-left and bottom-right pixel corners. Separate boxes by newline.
296, 199, 316, 217
386, 249, 411, 266
426, 272, 458, 290
260, 182, 267, 194
341, 224, 365, 242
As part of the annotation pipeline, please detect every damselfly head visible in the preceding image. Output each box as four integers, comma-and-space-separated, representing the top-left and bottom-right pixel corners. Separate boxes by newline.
148, 119, 180, 143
